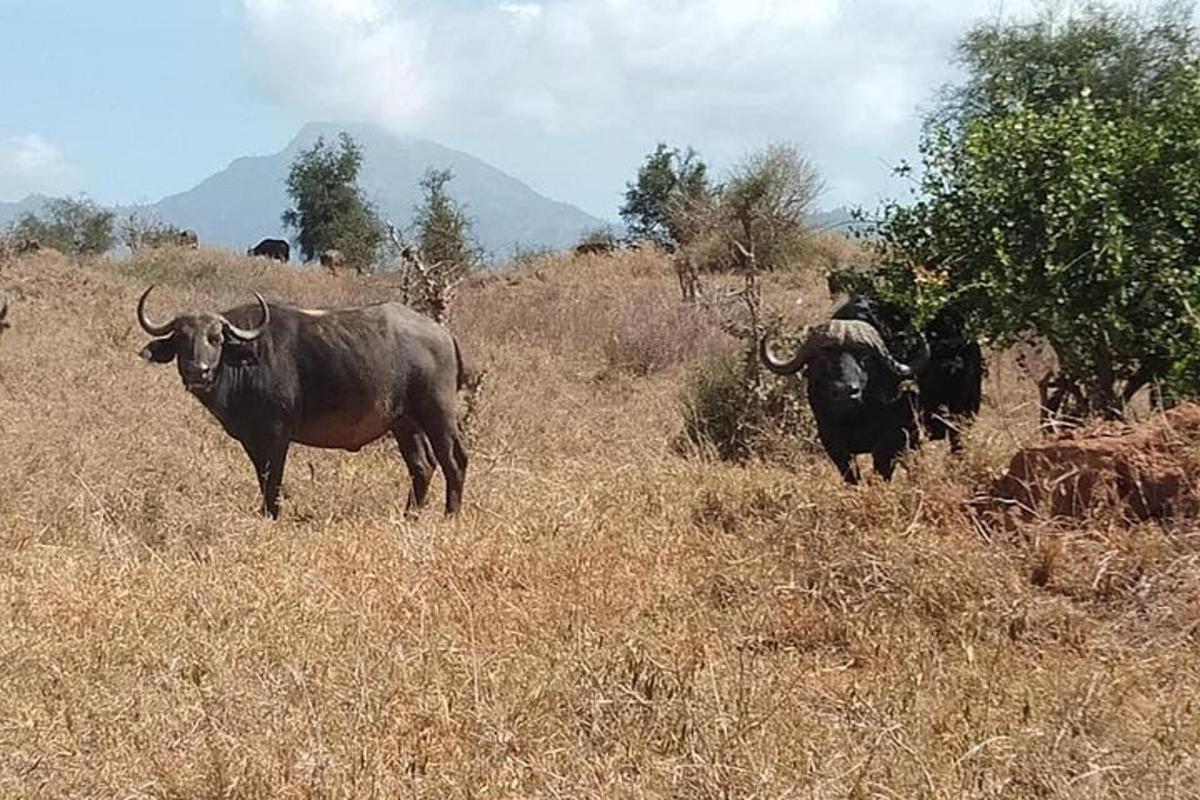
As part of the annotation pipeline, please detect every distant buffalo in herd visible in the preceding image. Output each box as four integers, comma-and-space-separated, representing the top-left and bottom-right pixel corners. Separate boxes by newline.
319, 249, 345, 273
761, 294, 984, 482
247, 238, 290, 262
574, 240, 616, 256
177, 229, 199, 248
137, 286, 469, 518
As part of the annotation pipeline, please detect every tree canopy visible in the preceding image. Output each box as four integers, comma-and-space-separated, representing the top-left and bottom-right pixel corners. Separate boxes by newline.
868, 2, 1200, 417
620, 143, 710, 249
12, 196, 115, 257
282, 133, 384, 270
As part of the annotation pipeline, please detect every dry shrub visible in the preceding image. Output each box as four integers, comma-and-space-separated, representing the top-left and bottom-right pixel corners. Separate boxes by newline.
0, 247, 1198, 797
679, 351, 818, 463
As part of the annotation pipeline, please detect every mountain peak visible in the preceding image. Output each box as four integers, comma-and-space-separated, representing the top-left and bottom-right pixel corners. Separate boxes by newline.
140, 124, 606, 260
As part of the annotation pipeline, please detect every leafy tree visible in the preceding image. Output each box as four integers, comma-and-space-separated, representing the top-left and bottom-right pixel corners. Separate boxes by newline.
868, 2, 1200, 418
620, 143, 710, 248
411, 168, 482, 272
12, 196, 114, 256
282, 133, 384, 271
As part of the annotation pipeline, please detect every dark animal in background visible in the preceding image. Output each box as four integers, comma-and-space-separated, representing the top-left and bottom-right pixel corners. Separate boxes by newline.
0, 295, 9, 336
319, 249, 344, 274
178, 229, 199, 248
760, 319, 928, 482
832, 295, 984, 452
137, 286, 469, 518
15, 237, 39, 255
248, 238, 290, 262
913, 307, 983, 452
574, 241, 615, 256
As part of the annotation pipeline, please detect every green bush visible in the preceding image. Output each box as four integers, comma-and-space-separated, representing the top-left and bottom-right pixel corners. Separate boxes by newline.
11, 196, 114, 257
867, 3, 1200, 417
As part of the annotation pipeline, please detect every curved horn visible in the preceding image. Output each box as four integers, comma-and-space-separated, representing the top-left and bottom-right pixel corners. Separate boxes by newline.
220, 291, 269, 340
759, 327, 810, 376
136, 285, 175, 337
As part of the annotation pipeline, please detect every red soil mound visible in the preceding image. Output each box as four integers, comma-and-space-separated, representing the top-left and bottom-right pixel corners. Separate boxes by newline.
975, 403, 1200, 526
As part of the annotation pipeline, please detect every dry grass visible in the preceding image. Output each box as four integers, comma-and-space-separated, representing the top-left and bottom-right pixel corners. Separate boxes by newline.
0, 246, 1197, 798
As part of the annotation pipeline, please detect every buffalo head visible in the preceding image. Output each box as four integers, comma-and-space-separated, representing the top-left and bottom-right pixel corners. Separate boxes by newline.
137, 285, 268, 394
760, 320, 926, 415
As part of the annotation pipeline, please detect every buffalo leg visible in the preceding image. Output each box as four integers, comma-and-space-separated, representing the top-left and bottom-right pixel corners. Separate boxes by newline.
418, 409, 468, 514
872, 424, 916, 481
260, 436, 291, 519
947, 421, 965, 454
393, 419, 436, 515
240, 440, 269, 498
871, 447, 899, 481
239, 435, 289, 518
817, 427, 858, 485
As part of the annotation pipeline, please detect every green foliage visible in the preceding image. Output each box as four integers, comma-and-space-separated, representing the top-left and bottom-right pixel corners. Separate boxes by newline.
412, 168, 482, 272
869, 3, 1200, 415
679, 350, 817, 464
621, 143, 710, 248
282, 133, 384, 270
12, 196, 114, 256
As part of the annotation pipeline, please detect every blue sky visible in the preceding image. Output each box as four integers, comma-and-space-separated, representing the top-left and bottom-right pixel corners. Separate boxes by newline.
2, 0, 1142, 219
0, 0, 300, 205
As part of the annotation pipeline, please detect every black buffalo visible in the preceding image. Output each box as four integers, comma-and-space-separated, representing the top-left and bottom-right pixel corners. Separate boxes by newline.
574, 241, 615, 256
760, 319, 926, 483
248, 238, 290, 262
832, 295, 984, 452
137, 286, 469, 518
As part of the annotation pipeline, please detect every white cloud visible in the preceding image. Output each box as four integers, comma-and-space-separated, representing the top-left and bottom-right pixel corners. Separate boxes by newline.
0, 134, 81, 201
236, 0, 1059, 215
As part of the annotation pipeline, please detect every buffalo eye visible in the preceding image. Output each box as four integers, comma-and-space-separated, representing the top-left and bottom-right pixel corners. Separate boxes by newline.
208, 331, 222, 346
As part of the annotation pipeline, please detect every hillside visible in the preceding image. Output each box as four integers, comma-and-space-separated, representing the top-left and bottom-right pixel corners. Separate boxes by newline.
1, 123, 605, 260
0, 247, 1197, 796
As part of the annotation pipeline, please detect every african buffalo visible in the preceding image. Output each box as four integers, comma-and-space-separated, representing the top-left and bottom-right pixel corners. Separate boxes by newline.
178, 230, 199, 248
0, 295, 9, 336
319, 249, 344, 274
832, 296, 984, 452
248, 238, 290, 262
574, 240, 615, 256
760, 319, 926, 483
137, 286, 469, 518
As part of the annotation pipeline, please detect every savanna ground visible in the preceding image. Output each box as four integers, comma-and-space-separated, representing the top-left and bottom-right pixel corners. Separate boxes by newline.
0, 243, 1197, 799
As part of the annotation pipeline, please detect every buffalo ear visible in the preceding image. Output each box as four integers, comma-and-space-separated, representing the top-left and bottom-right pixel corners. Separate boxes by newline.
140, 337, 177, 364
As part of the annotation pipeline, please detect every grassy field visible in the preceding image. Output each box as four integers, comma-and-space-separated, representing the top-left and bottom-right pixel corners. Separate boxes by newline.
0, 245, 1197, 798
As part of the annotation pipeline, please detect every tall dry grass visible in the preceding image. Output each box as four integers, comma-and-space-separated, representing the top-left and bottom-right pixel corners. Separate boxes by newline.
0, 246, 1196, 798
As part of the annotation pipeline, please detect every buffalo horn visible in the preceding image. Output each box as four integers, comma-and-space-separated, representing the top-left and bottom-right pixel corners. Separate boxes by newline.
759, 327, 810, 375
136, 285, 175, 336
221, 292, 269, 341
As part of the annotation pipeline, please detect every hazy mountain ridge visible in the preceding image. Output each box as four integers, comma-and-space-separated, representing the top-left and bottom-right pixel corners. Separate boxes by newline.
1, 123, 606, 260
